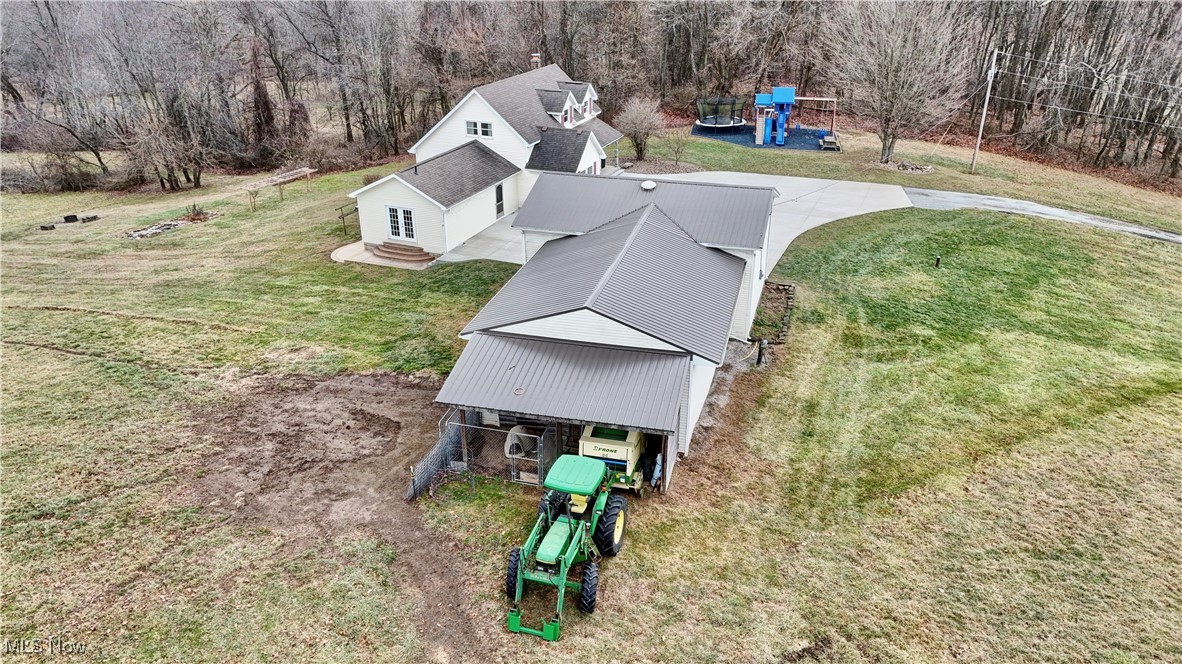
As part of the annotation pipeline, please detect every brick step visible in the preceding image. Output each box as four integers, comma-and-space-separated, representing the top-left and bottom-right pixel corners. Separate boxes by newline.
372, 242, 434, 262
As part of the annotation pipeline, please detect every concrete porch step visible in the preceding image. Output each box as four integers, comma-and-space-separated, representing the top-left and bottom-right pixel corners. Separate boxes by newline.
372, 242, 435, 262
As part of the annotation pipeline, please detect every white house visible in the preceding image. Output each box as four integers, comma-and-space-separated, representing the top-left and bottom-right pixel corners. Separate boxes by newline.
347, 64, 622, 263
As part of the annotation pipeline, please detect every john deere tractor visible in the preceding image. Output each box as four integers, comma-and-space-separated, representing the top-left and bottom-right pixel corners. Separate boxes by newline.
505, 454, 627, 641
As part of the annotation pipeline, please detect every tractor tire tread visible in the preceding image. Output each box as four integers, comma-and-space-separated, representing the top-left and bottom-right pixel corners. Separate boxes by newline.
505, 548, 521, 601
593, 493, 627, 556
577, 562, 598, 613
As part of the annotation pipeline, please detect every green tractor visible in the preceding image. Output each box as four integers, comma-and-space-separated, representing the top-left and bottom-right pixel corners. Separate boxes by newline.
505, 454, 628, 641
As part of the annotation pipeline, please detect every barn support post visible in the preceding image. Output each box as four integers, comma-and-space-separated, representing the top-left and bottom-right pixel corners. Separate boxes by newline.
459, 409, 470, 465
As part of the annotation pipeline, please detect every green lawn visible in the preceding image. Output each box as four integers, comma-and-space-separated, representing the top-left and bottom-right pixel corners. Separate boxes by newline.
427, 209, 1182, 663
632, 129, 1182, 234
2, 150, 1181, 662
1, 168, 516, 662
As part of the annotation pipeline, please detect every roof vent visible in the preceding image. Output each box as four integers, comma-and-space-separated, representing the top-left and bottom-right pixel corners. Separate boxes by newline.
640, 180, 657, 191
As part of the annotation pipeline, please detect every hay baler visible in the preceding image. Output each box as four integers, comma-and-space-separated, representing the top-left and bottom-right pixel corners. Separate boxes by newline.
505, 454, 627, 641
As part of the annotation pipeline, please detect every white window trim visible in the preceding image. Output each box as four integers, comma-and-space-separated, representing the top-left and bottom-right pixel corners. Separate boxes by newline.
385, 205, 418, 243
465, 120, 478, 136
479, 122, 493, 137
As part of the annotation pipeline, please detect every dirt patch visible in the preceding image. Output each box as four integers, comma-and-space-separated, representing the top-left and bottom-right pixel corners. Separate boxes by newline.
621, 158, 703, 175
867, 159, 934, 174
658, 340, 768, 508
190, 372, 505, 662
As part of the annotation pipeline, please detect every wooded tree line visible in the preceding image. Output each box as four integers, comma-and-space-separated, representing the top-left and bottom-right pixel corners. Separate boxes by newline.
1, 0, 1179, 191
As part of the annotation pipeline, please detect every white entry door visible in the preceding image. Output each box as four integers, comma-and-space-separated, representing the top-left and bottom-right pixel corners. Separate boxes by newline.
386, 206, 417, 242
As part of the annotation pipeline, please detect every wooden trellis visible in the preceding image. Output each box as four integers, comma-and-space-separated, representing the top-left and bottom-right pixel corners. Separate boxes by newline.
241, 167, 318, 211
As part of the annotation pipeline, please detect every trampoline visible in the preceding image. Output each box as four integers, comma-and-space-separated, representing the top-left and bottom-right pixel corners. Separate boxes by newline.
694, 97, 747, 134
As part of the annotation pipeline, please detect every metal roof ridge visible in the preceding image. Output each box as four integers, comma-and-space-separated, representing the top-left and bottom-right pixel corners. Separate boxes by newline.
584, 204, 655, 311
646, 203, 701, 243
583, 204, 652, 235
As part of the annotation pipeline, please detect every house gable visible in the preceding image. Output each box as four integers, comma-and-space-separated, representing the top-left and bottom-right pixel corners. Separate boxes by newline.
409, 91, 534, 168
478, 308, 682, 353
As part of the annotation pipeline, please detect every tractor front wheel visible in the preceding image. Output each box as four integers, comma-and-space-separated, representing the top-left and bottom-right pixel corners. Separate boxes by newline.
505, 548, 521, 600
593, 494, 627, 556
577, 562, 598, 613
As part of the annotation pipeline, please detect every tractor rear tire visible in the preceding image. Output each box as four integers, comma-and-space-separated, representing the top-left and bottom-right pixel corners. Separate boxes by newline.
593, 494, 627, 556
505, 548, 521, 601
577, 562, 598, 613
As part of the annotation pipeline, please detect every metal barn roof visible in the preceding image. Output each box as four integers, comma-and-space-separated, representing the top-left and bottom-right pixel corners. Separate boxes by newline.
435, 333, 689, 433
463, 204, 744, 364
512, 173, 776, 249
396, 141, 519, 207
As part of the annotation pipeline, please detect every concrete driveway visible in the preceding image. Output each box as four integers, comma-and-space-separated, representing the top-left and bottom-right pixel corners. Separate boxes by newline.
435, 213, 525, 264
906, 187, 1182, 245
620, 171, 913, 264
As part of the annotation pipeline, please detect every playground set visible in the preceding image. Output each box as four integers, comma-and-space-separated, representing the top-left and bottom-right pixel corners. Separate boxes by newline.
694, 86, 840, 152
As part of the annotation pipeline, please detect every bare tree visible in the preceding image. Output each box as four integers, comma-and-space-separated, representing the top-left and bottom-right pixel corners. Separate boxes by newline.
664, 114, 690, 165
821, 2, 969, 162
617, 96, 663, 161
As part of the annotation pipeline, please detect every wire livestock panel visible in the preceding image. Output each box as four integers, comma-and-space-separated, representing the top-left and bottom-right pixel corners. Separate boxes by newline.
405, 408, 555, 500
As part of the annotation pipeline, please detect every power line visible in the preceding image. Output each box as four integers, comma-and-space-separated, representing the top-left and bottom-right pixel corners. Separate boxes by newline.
996, 69, 1173, 105
998, 51, 1182, 93
988, 94, 1182, 130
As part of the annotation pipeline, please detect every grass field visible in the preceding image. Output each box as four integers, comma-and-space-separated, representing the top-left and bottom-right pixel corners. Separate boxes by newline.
629, 129, 1182, 234
1, 168, 516, 661
3, 145, 1181, 662
427, 209, 1182, 663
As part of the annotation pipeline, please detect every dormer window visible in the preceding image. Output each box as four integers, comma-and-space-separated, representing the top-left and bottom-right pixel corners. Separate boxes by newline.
562, 107, 571, 126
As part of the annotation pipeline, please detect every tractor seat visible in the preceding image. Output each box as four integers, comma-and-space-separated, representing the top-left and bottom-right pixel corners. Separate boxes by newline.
569, 493, 588, 515
536, 516, 575, 564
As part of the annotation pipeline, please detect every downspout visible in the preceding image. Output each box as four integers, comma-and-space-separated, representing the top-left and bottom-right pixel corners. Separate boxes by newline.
442, 209, 450, 253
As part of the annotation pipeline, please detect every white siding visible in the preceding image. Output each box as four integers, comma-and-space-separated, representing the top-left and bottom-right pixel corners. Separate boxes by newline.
356, 178, 445, 254
575, 136, 606, 174
677, 367, 691, 455
516, 169, 541, 207
686, 355, 718, 440
442, 177, 518, 252
522, 229, 564, 261
724, 248, 761, 339
413, 93, 535, 168
488, 308, 681, 352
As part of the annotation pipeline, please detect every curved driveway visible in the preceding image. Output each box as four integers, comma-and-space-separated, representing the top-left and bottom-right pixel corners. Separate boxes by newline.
632, 172, 1181, 266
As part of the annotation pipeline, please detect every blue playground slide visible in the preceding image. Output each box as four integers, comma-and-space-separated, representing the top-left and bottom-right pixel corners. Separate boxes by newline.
754, 87, 796, 146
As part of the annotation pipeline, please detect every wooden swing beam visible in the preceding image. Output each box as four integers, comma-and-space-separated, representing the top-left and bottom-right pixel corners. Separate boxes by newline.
241, 167, 318, 212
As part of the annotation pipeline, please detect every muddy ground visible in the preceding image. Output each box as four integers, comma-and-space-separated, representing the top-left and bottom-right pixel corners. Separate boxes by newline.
192, 372, 506, 663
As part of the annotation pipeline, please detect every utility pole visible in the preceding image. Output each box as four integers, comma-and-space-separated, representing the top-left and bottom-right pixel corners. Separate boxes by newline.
970, 49, 999, 175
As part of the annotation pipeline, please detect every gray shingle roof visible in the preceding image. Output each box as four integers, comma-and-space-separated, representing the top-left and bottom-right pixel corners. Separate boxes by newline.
464, 204, 744, 363
536, 89, 570, 114
584, 116, 623, 146
435, 332, 689, 433
557, 81, 591, 100
398, 141, 519, 207
512, 173, 775, 249
474, 64, 622, 146
525, 127, 594, 172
